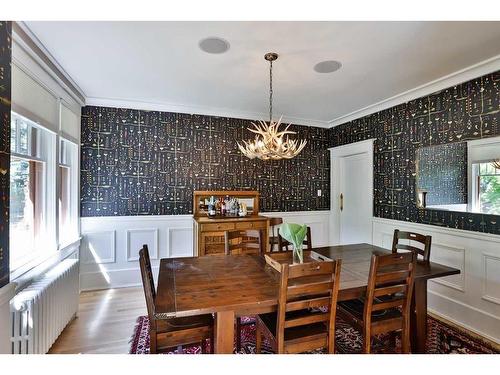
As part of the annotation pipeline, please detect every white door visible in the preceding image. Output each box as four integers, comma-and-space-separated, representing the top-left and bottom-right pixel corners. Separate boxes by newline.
339, 153, 372, 244
330, 140, 374, 245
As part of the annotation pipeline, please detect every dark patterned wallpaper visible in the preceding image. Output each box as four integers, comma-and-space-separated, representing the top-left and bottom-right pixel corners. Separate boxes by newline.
416, 142, 468, 206
81, 106, 330, 217
0, 21, 11, 288
330, 70, 500, 235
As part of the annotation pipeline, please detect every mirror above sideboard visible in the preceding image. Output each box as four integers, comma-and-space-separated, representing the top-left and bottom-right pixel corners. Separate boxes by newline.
416, 135, 500, 216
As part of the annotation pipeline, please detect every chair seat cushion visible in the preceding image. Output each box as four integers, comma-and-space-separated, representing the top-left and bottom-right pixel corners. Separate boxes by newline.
156, 314, 213, 333
338, 298, 402, 323
257, 310, 328, 342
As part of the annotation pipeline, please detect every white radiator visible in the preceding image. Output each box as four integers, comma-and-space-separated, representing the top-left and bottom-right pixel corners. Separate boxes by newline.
10, 259, 79, 354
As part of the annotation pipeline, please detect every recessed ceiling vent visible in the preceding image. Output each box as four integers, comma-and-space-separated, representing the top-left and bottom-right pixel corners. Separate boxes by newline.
314, 60, 342, 73
199, 37, 230, 54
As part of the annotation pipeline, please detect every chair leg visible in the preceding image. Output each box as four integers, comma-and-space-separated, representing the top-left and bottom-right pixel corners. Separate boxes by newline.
255, 321, 262, 354
362, 339, 371, 354
401, 321, 411, 354
388, 331, 397, 353
210, 329, 214, 354
236, 317, 242, 352
362, 328, 371, 354
149, 330, 157, 354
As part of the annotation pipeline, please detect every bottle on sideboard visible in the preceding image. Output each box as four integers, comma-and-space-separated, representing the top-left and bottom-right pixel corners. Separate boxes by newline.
208, 196, 216, 217
221, 198, 226, 216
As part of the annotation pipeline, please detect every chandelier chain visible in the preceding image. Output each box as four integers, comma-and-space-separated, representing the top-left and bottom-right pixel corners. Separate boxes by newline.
269, 59, 273, 123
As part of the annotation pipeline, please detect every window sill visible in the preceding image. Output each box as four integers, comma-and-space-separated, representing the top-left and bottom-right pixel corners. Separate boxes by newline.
10, 237, 81, 292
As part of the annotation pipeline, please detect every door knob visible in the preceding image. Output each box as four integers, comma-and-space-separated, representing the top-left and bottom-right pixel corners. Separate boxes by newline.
340, 193, 344, 212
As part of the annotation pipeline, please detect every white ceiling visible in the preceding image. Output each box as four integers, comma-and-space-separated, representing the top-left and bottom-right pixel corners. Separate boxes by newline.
24, 21, 500, 127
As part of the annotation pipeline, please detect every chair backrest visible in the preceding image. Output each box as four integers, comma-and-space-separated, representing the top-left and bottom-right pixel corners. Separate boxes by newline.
278, 226, 312, 252
224, 229, 264, 255
276, 259, 342, 353
392, 229, 432, 262
269, 217, 283, 238
364, 252, 416, 326
139, 245, 157, 326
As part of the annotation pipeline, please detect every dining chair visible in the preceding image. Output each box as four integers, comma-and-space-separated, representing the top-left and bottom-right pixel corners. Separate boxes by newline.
223, 229, 264, 351
255, 259, 342, 354
337, 252, 416, 353
268, 217, 283, 252
224, 229, 265, 255
139, 245, 214, 354
277, 226, 312, 252
392, 229, 432, 262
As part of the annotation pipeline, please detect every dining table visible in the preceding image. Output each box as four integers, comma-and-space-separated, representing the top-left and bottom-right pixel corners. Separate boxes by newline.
155, 243, 461, 354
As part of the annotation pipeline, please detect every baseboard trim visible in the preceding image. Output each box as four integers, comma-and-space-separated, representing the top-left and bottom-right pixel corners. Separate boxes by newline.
428, 290, 500, 344
428, 309, 500, 349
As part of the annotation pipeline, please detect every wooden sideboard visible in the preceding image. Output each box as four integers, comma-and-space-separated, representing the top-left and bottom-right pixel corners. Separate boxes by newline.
194, 216, 270, 256
192, 190, 270, 256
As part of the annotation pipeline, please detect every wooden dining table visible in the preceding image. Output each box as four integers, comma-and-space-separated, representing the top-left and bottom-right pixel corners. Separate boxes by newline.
155, 243, 460, 354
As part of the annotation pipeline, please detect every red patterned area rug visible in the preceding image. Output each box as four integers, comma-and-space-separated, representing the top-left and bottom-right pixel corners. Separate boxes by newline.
129, 315, 498, 354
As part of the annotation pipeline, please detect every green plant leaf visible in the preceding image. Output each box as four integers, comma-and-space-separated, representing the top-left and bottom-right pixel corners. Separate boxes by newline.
279, 223, 307, 248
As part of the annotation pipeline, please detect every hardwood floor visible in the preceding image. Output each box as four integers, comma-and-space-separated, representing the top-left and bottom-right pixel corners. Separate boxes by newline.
49, 287, 146, 354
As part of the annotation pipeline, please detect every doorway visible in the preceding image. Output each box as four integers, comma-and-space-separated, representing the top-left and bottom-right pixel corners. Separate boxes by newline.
330, 139, 374, 245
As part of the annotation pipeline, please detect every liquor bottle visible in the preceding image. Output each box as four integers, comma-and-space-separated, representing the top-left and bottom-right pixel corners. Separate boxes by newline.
215, 198, 220, 216
221, 199, 226, 216
208, 196, 216, 217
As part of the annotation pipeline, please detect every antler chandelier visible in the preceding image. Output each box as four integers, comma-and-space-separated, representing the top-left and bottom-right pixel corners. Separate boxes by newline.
237, 52, 307, 160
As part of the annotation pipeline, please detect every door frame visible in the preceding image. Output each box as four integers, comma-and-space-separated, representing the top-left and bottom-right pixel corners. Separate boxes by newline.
329, 139, 375, 245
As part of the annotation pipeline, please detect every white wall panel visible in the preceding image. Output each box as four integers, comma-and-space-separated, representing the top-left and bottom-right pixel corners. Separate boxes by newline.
81, 231, 116, 264
373, 217, 500, 343
482, 254, 500, 305
169, 228, 193, 258
126, 228, 159, 261
431, 242, 466, 292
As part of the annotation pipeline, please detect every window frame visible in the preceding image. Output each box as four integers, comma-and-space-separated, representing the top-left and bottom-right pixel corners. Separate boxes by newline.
58, 137, 80, 248
9, 112, 58, 279
471, 161, 500, 214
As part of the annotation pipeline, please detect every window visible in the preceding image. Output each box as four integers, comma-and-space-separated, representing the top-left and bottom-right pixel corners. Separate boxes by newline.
472, 162, 500, 215
10, 113, 56, 272
58, 138, 79, 246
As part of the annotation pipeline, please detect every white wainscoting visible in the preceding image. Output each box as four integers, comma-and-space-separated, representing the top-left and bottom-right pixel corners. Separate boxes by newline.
80, 211, 331, 291
372, 217, 500, 344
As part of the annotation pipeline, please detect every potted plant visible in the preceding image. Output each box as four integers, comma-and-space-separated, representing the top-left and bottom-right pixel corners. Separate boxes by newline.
279, 223, 307, 264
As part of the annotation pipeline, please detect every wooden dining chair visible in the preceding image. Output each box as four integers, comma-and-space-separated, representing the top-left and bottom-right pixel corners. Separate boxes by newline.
337, 252, 416, 353
224, 229, 265, 255
255, 259, 342, 354
268, 217, 283, 252
139, 245, 214, 354
277, 226, 312, 252
392, 229, 432, 262
224, 229, 264, 351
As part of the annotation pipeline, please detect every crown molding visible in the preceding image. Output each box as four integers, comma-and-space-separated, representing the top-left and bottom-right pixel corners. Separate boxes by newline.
329, 54, 500, 127
85, 96, 332, 129
13, 21, 86, 105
